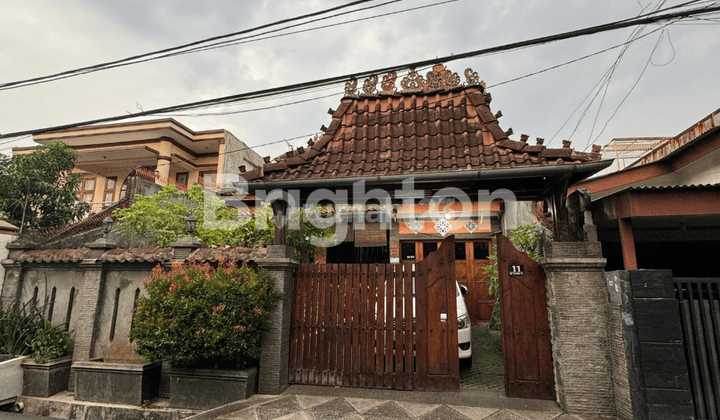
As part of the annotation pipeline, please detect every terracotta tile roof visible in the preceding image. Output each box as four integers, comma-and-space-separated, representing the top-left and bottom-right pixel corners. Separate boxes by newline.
186, 246, 266, 264
17, 248, 90, 263
99, 248, 174, 263
242, 64, 601, 183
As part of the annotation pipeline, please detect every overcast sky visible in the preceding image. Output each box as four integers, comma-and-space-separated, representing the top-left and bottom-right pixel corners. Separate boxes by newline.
1, 0, 719, 160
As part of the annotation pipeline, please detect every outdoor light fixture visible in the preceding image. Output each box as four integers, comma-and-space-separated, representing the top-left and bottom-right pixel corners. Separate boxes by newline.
101, 217, 114, 238
186, 215, 197, 236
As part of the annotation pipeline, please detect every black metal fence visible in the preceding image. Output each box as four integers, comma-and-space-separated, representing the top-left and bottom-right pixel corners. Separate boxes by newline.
675, 278, 720, 420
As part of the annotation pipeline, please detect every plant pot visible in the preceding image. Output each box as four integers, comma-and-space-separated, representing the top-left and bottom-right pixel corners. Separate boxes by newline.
0, 355, 28, 405
73, 360, 161, 406
22, 355, 72, 397
168, 366, 257, 410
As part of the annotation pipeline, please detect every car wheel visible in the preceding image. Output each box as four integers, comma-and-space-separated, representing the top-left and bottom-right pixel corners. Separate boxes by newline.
460, 357, 472, 369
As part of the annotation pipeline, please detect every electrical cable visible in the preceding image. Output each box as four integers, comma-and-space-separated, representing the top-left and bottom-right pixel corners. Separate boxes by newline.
0, 0, 388, 91
2, 2, 720, 140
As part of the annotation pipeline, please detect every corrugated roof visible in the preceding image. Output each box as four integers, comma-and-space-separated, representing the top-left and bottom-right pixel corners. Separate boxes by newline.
626, 183, 720, 191
242, 64, 600, 183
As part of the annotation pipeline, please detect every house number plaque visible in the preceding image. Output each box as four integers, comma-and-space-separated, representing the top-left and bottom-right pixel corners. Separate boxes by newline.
509, 264, 524, 276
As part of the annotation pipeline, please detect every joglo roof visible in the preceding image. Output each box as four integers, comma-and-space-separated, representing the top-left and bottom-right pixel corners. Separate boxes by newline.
241, 64, 602, 187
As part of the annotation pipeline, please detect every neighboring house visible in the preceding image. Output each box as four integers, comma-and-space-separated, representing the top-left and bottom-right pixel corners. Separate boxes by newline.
570, 106, 720, 276
0, 220, 19, 291
241, 64, 607, 322
13, 119, 264, 212
593, 137, 668, 177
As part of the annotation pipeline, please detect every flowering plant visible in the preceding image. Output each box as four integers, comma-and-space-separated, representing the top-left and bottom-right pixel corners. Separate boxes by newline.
129, 261, 279, 368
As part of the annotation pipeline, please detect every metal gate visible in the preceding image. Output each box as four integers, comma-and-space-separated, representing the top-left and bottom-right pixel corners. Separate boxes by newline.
676, 277, 720, 419
497, 234, 555, 400
288, 236, 459, 391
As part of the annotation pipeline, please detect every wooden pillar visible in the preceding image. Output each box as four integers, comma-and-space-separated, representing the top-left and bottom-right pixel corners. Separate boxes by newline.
271, 200, 287, 246
618, 217, 637, 270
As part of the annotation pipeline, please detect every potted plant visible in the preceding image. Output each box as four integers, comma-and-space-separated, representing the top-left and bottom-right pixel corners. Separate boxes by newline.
0, 301, 46, 404
129, 261, 279, 410
22, 320, 74, 397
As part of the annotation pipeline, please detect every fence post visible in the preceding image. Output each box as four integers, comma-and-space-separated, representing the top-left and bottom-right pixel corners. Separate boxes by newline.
541, 240, 615, 417
257, 245, 298, 394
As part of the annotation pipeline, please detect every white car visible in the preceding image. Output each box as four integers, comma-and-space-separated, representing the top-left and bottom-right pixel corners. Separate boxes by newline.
457, 282, 473, 368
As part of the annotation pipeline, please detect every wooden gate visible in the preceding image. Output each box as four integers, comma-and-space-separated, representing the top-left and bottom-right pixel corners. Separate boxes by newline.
288, 236, 459, 391
497, 234, 554, 400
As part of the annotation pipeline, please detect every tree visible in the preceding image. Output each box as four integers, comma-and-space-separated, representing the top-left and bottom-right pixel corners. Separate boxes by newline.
0, 141, 88, 232
113, 184, 332, 261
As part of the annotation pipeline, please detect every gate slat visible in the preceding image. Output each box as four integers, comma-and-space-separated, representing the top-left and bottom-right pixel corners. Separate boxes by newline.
319, 264, 330, 385
403, 263, 414, 390
358, 264, 368, 387
677, 281, 707, 419
689, 283, 717, 418
329, 264, 340, 385
376, 264, 386, 388
352, 264, 361, 387
414, 260, 427, 391
343, 264, 352, 386
384, 265, 394, 389
302, 265, 315, 384
290, 265, 305, 382
394, 263, 404, 390
699, 283, 720, 411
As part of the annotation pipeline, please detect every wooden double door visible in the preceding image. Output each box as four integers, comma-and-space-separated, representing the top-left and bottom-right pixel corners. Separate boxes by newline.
401, 239, 493, 324
289, 236, 460, 391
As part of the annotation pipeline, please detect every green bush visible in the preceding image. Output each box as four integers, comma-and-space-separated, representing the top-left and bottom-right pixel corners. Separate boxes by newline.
129, 261, 280, 368
29, 320, 73, 364
0, 301, 47, 356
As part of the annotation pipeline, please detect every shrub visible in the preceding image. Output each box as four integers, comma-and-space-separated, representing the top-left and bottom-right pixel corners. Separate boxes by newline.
29, 320, 73, 364
129, 261, 280, 368
0, 301, 48, 356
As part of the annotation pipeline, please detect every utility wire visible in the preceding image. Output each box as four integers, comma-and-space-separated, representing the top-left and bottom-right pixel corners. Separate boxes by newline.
3, 2, 720, 140
0, 0, 387, 91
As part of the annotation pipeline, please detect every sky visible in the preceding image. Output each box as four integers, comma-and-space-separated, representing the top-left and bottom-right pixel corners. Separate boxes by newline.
1, 0, 719, 159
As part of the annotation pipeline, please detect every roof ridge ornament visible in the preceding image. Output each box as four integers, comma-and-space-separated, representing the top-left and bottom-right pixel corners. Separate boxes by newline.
464, 68, 479, 86
400, 67, 426, 93
361, 75, 378, 96
426, 64, 460, 91
345, 64, 483, 97
379, 72, 397, 95
344, 78, 358, 97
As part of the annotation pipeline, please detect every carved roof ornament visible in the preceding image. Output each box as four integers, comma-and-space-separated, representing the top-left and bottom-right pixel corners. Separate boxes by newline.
361, 75, 378, 96
464, 68, 479, 86
400, 68, 425, 93
426, 64, 461, 91
349, 64, 484, 96
379, 72, 397, 95
344, 78, 358, 97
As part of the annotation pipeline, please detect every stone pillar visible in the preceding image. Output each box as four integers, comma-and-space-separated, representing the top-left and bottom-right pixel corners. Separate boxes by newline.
257, 245, 297, 394
72, 261, 106, 361
0, 241, 33, 308
541, 241, 616, 417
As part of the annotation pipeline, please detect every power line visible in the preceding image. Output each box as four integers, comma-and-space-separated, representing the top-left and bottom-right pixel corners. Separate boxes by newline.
0, 0, 389, 91
2, 2, 720, 140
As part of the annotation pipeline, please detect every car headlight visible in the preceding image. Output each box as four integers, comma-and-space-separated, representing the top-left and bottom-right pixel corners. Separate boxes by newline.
457, 313, 470, 330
